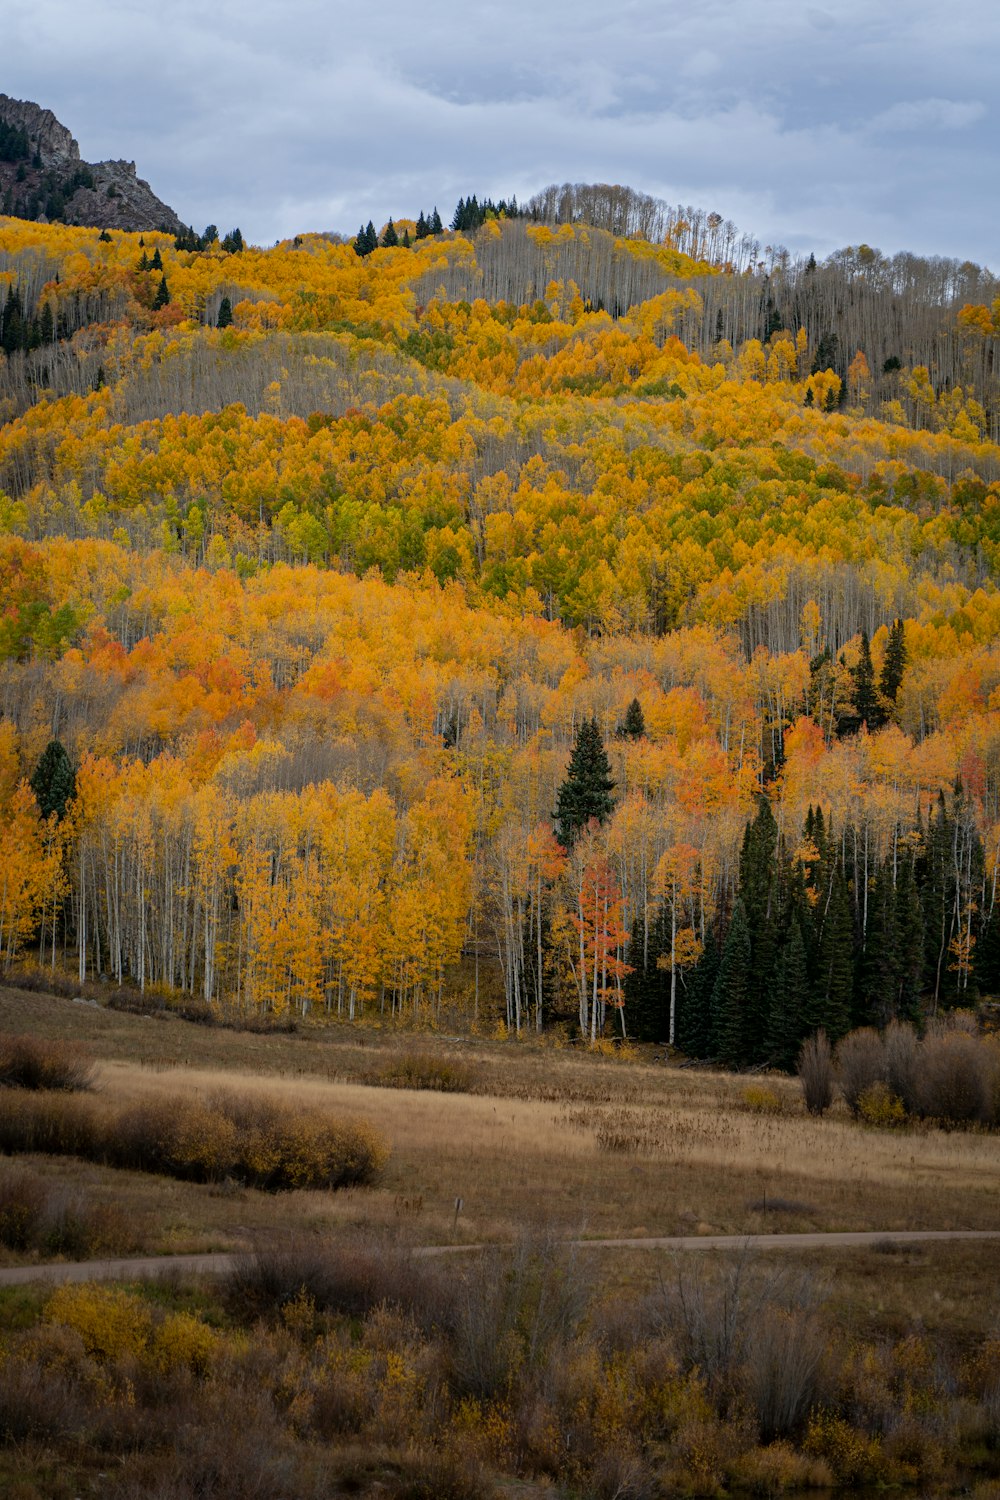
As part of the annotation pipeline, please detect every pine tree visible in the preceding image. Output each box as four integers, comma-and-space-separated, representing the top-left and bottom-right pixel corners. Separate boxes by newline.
616, 697, 646, 740
766, 921, 810, 1070
153, 275, 170, 309
216, 296, 233, 329
554, 718, 615, 848
150, 247, 163, 271
401, 227, 411, 248
415, 211, 429, 240
677, 927, 719, 1057
30, 740, 76, 820
851, 631, 882, 730
381, 219, 399, 248
712, 902, 752, 1068
879, 619, 907, 707
811, 872, 853, 1040
430, 207, 443, 234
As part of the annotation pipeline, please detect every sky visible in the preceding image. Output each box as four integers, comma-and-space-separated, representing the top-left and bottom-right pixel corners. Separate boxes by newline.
5, 0, 997, 267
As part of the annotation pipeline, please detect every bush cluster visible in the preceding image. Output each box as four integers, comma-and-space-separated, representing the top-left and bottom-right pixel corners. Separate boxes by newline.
1, 1236, 999, 1498
0, 1167, 139, 1256
369, 1052, 474, 1093
0, 1088, 388, 1191
0, 1032, 94, 1092
835, 1017, 1000, 1126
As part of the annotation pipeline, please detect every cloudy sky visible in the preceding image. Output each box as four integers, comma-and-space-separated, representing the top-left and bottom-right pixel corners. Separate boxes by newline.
6, 0, 996, 266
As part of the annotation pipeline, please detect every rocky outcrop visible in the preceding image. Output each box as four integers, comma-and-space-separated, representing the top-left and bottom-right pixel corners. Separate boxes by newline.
0, 94, 183, 233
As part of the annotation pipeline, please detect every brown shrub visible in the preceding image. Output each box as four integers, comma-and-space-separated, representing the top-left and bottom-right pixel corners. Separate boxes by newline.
371, 1052, 473, 1093
883, 1021, 921, 1114
0, 1088, 388, 1192
915, 1033, 993, 1124
224, 1234, 448, 1331
0, 1031, 95, 1092
836, 1028, 886, 1115
797, 1031, 834, 1116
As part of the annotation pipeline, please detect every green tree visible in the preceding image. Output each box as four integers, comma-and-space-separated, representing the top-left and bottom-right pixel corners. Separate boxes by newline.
712, 901, 752, 1068
616, 697, 646, 740
766, 921, 810, 1070
216, 296, 233, 329
879, 618, 908, 707
851, 631, 883, 730
381, 219, 399, 248
30, 740, 76, 821
677, 927, 718, 1058
153, 275, 170, 310
554, 718, 615, 848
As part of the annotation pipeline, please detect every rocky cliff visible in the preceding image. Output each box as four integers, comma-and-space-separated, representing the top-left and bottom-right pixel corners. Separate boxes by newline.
0, 94, 183, 233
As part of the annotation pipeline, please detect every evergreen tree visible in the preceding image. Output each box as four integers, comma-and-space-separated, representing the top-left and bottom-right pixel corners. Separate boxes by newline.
766, 921, 810, 1070
415, 211, 429, 240
616, 697, 646, 740
851, 631, 882, 730
676, 927, 719, 1057
150, 247, 163, 271
430, 207, 443, 234
811, 872, 853, 1040
879, 619, 908, 707
137, 250, 149, 272
893, 851, 924, 1022
857, 859, 899, 1027
216, 296, 233, 329
381, 219, 399, 248
354, 222, 377, 257
401, 227, 411, 248
623, 908, 667, 1041
97, 229, 112, 243
153, 275, 170, 309
554, 718, 615, 848
221, 228, 244, 253
712, 902, 752, 1068
30, 740, 76, 821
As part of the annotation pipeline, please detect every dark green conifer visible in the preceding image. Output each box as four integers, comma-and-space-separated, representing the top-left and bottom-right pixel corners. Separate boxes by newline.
851, 631, 883, 730
30, 740, 76, 821
811, 872, 853, 1040
430, 207, 443, 234
879, 619, 908, 707
766, 921, 810, 1070
415, 211, 429, 240
150, 247, 163, 271
153, 275, 170, 309
712, 902, 752, 1068
677, 927, 718, 1058
216, 296, 233, 329
617, 697, 646, 740
554, 718, 615, 848
381, 219, 399, 248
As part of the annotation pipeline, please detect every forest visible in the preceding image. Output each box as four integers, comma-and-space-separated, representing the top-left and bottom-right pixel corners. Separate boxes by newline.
1, 187, 1000, 1058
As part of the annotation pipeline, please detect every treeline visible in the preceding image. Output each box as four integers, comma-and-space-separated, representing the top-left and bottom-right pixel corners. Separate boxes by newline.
628, 789, 991, 1067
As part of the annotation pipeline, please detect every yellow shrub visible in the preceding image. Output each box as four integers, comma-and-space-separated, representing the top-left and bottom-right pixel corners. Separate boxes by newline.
804, 1410, 888, 1484
46, 1283, 151, 1362
151, 1311, 220, 1375
742, 1084, 785, 1115
728, 1441, 834, 1493
857, 1081, 906, 1127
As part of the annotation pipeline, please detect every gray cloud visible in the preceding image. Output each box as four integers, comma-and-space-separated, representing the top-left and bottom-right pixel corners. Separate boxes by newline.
4, 0, 997, 266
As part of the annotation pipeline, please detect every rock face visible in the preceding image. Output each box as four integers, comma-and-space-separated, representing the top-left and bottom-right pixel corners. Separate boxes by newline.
0, 94, 183, 233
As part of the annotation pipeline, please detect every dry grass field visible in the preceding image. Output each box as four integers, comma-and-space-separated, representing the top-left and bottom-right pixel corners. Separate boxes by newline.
2, 981, 1000, 1259
4, 983, 1000, 1498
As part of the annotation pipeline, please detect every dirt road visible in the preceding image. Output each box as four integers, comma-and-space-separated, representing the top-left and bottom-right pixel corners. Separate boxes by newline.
1, 1228, 998, 1286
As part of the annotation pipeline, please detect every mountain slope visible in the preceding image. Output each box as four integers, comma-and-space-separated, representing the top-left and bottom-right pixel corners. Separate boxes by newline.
0, 94, 182, 233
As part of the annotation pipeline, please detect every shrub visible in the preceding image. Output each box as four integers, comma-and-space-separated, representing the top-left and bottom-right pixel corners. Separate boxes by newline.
798, 1031, 834, 1116
857, 1080, 906, 1128
741, 1084, 784, 1115
836, 1028, 885, 1115
884, 1020, 921, 1113
742, 1299, 829, 1440
371, 1052, 473, 1093
46, 1283, 152, 1362
0, 1032, 95, 1091
0, 1088, 388, 1192
916, 1033, 993, 1124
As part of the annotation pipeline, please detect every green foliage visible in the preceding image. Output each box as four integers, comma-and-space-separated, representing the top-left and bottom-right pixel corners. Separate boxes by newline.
29, 739, 76, 820
554, 717, 615, 847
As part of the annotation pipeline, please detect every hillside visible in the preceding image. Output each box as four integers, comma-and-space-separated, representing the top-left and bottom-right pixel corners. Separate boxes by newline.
0, 199, 999, 1051
0, 94, 182, 233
